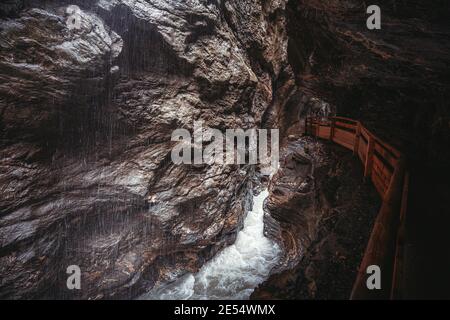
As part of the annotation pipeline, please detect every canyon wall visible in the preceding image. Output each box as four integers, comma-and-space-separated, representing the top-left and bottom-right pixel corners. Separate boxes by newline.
256, 0, 450, 299
1, 0, 449, 299
0, 0, 293, 299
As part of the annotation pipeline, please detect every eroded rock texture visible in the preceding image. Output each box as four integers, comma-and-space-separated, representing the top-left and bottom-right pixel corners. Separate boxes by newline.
0, 0, 292, 299
253, 138, 380, 299
256, 0, 450, 299
1, 0, 449, 300
286, 0, 450, 170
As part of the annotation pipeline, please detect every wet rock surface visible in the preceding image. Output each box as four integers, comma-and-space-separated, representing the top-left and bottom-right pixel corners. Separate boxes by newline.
253, 137, 381, 299
256, 0, 450, 299
0, 0, 291, 299
1, 0, 449, 300
286, 0, 450, 171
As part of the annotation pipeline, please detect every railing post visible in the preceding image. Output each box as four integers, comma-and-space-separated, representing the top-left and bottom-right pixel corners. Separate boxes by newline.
353, 122, 361, 156
351, 157, 406, 300
330, 118, 335, 141
315, 118, 319, 137
364, 135, 375, 179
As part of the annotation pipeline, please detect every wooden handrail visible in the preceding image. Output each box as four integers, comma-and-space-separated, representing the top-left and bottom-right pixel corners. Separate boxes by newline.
305, 116, 409, 300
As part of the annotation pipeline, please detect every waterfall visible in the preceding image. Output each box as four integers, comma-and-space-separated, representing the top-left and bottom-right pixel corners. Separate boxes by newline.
141, 189, 281, 300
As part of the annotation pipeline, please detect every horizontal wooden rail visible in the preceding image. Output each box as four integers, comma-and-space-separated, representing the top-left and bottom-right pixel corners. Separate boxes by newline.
305, 116, 408, 300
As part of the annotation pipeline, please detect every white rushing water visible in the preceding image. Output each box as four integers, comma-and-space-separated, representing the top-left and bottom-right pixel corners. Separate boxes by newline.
142, 189, 281, 300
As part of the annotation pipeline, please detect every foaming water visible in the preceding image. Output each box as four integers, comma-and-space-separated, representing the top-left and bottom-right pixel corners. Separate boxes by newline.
141, 189, 281, 300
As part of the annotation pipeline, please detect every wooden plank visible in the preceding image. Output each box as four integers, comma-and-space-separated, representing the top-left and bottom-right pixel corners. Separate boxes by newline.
372, 158, 390, 191
334, 128, 355, 142
318, 126, 331, 139
360, 132, 370, 145
371, 169, 387, 198
360, 132, 369, 144
372, 161, 390, 193
373, 155, 393, 186
364, 135, 375, 178
335, 121, 357, 131
358, 139, 367, 163
332, 116, 359, 124
359, 148, 366, 163
351, 158, 406, 300
374, 143, 398, 168
375, 137, 402, 159
333, 129, 355, 150
334, 136, 355, 147
361, 126, 402, 159
330, 118, 335, 141
354, 122, 361, 155
313, 119, 330, 126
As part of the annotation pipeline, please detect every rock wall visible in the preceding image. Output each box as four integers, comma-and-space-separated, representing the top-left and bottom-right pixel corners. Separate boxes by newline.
253, 138, 381, 299
285, 0, 450, 172
1, 0, 448, 300
256, 0, 450, 299
0, 0, 293, 299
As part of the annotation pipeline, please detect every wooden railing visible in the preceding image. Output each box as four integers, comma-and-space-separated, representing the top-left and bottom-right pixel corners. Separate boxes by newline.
305, 116, 409, 300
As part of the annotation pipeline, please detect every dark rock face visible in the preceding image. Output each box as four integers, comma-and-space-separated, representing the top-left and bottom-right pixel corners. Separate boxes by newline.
0, 0, 292, 299
253, 138, 380, 299
286, 0, 450, 171
255, 0, 450, 299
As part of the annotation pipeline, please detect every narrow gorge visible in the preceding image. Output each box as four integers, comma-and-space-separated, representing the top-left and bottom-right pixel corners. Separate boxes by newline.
1, 0, 449, 300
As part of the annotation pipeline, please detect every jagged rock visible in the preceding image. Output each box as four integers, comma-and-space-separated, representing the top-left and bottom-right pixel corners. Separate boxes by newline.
0, 0, 291, 299
253, 138, 381, 299
291, 150, 311, 165
1, 0, 449, 301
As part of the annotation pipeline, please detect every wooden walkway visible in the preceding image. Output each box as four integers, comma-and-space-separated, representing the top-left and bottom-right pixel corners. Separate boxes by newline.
306, 116, 409, 299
